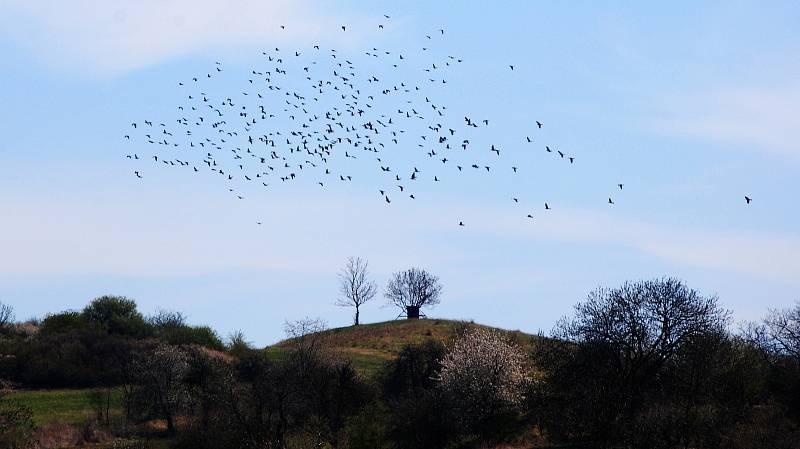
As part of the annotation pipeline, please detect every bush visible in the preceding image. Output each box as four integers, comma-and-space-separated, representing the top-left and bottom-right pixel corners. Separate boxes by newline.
226, 331, 253, 358
0, 394, 34, 449
149, 310, 225, 350
83, 296, 151, 337
379, 341, 456, 449
159, 325, 225, 350
438, 328, 530, 442
381, 339, 445, 399
38, 311, 90, 336
343, 402, 391, 449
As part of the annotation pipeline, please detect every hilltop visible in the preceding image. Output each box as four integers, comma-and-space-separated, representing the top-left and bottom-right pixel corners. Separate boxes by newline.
267, 318, 544, 375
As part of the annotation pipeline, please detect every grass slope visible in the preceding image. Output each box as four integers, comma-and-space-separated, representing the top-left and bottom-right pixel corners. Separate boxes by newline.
7, 388, 123, 426
268, 318, 542, 376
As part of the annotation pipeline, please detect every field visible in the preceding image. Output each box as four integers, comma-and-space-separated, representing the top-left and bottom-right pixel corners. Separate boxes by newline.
7, 388, 124, 426
6, 389, 175, 448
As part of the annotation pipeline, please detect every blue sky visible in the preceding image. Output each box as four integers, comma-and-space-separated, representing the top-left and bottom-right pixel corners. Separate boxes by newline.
0, 0, 798, 344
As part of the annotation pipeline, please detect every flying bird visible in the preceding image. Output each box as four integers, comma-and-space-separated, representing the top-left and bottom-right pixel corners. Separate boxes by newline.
122, 26, 590, 233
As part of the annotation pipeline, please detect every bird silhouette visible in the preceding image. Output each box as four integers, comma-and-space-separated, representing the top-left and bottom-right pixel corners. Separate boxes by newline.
122, 21, 595, 231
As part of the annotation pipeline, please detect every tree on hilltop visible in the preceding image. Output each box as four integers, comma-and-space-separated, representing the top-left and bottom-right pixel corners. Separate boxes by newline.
335, 257, 377, 325
385, 267, 443, 319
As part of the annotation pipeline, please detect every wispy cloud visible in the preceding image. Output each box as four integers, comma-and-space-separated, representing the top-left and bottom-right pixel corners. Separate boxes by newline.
0, 0, 374, 74
463, 206, 800, 285
651, 86, 800, 160
3, 183, 798, 286
0, 188, 458, 277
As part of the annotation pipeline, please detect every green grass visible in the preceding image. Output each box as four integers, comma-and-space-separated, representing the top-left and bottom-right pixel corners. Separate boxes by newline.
8, 388, 124, 426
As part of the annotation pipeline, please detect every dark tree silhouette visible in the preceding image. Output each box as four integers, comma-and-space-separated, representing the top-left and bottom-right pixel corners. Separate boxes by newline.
385, 268, 443, 318
335, 257, 377, 325
541, 277, 732, 447
758, 302, 800, 361
0, 301, 13, 331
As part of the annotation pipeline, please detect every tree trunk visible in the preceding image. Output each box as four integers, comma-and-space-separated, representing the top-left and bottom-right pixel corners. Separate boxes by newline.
166, 414, 176, 435
355, 306, 360, 325
105, 388, 111, 425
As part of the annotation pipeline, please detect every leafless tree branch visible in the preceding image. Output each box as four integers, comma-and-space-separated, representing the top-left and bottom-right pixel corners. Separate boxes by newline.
335, 257, 377, 325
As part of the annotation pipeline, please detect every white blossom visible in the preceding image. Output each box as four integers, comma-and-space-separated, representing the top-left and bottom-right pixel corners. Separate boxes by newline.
438, 328, 529, 421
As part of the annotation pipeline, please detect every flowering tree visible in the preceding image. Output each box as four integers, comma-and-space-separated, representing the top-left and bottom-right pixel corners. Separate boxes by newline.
129, 344, 191, 434
438, 328, 529, 436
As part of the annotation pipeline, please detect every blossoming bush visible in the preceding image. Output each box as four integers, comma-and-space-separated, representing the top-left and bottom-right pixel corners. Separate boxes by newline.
438, 327, 529, 438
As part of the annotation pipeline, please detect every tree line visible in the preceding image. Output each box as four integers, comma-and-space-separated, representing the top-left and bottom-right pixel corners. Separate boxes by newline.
0, 275, 799, 449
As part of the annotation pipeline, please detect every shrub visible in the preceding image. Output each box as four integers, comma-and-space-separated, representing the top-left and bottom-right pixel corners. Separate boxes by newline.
38, 311, 89, 336
0, 394, 34, 449
379, 341, 455, 449
381, 339, 445, 399
82, 296, 150, 337
438, 328, 529, 441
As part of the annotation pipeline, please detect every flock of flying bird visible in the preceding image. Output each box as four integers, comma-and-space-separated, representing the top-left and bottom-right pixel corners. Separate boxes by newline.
124, 17, 753, 228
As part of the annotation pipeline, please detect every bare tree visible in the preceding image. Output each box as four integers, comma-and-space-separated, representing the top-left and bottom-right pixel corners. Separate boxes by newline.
284, 317, 328, 340
756, 301, 800, 361
557, 277, 729, 370
335, 257, 377, 325
385, 267, 443, 317
0, 301, 14, 331
545, 278, 731, 446
283, 317, 329, 354
148, 309, 187, 329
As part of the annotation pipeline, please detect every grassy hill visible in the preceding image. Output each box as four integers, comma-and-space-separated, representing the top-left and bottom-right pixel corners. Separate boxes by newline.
267, 318, 543, 376
8, 318, 542, 431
